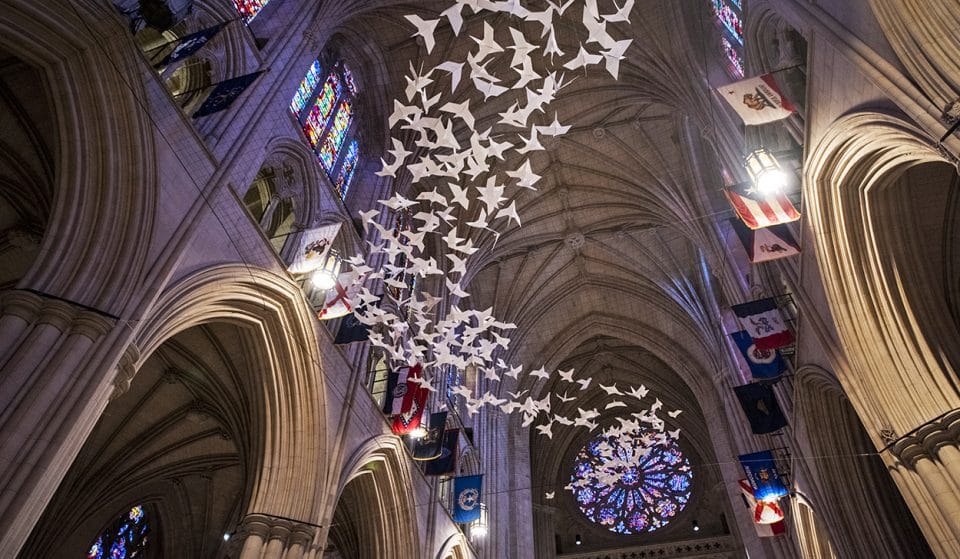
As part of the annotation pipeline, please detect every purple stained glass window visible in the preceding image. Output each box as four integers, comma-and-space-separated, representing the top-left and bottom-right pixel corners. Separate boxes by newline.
290, 60, 322, 117
722, 36, 744, 78
711, 0, 743, 44
343, 63, 359, 96
87, 505, 149, 559
335, 139, 360, 198
303, 72, 342, 149
569, 428, 692, 535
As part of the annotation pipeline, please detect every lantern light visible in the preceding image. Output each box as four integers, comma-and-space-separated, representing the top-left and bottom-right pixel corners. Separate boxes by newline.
692, 520, 700, 532
745, 148, 788, 195
409, 425, 428, 440
575, 534, 582, 546
472, 504, 488, 538
311, 248, 342, 290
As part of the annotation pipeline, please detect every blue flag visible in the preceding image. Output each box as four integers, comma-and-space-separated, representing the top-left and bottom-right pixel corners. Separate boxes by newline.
425, 429, 459, 476
731, 331, 784, 380
157, 23, 226, 67
739, 451, 789, 502
193, 71, 264, 118
452, 475, 483, 523
733, 383, 788, 434
413, 412, 448, 460
334, 312, 370, 345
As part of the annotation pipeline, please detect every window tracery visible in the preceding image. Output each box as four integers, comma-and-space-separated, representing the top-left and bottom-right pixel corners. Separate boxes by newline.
86, 505, 149, 559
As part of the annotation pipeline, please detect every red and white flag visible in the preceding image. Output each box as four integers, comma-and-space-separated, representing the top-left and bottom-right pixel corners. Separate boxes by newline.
317, 271, 362, 320
725, 183, 800, 230
738, 479, 787, 537
718, 74, 796, 125
731, 298, 794, 351
391, 364, 429, 435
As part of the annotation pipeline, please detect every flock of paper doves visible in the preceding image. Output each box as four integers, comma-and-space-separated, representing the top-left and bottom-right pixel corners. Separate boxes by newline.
344, 0, 683, 498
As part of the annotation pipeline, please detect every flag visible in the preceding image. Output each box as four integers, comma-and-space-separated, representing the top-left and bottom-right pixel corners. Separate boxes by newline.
738, 479, 786, 536
717, 74, 796, 125
157, 23, 226, 67
730, 218, 800, 263
334, 312, 369, 345
731, 298, 794, 350
734, 383, 788, 434
287, 223, 342, 274
385, 364, 429, 435
725, 182, 801, 230
452, 475, 483, 523
425, 429, 459, 476
317, 271, 362, 320
192, 71, 264, 118
739, 451, 789, 503
731, 331, 784, 380
413, 411, 448, 460
382, 364, 420, 415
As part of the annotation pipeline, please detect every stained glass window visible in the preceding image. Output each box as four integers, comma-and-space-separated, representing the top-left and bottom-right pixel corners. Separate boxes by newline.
711, 0, 743, 44
87, 505, 149, 559
335, 140, 360, 198
722, 36, 744, 78
343, 63, 359, 96
568, 428, 692, 535
233, 0, 269, 22
303, 72, 342, 148
318, 100, 353, 173
290, 60, 323, 117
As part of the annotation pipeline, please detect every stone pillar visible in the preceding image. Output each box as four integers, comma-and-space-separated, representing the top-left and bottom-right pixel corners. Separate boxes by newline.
235, 514, 317, 559
532, 503, 557, 558
0, 290, 132, 557
889, 411, 960, 557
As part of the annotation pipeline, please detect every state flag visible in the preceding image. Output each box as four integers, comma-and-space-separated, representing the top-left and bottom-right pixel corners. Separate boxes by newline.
738, 479, 787, 536
731, 330, 785, 381
730, 298, 794, 350
425, 430, 460, 476
386, 364, 429, 435
734, 383, 788, 434
413, 411, 448, 460
317, 270, 362, 321
452, 475, 483, 523
382, 364, 420, 416
334, 312, 369, 345
717, 74, 796, 125
192, 70, 264, 118
730, 218, 800, 263
725, 182, 800, 230
739, 451, 789, 503
287, 223, 342, 275
157, 23, 226, 67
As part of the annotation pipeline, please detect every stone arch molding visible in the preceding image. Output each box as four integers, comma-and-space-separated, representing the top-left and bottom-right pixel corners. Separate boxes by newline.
325, 435, 421, 559
0, 0, 159, 314
805, 109, 960, 440
133, 264, 328, 523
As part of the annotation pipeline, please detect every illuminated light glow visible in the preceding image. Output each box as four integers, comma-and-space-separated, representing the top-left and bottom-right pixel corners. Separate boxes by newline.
87, 505, 149, 559
570, 428, 692, 535
303, 73, 342, 149
710, 0, 743, 44
335, 140, 360, 199
722, 36, 744, 79
290, 60, 323, 116
233, 0, 270, 22
318, 100, 354, 173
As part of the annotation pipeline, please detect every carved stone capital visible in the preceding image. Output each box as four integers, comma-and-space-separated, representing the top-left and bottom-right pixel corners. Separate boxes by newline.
889, 409, 960, 466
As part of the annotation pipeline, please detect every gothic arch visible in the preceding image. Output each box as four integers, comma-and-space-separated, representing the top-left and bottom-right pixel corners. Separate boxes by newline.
792, 366, 932, 558
0, 0, 159, 313
805, 110, 960, 437
132, 265, 328, 525
324, 436, 420, 559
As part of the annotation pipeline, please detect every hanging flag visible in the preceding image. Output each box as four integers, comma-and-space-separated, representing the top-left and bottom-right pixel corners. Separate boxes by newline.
734, 383, 788, 434
738, 479, 787, 535
717, 74, 796, 125
192, 70, 264, 118
287, 223, 342, 274
452, 475, 483, 523
725, 182, 801, 230
739, 451, 789, 503
387, 364, 429, 435
156, 23, 226, 67
317, 270, 362, 320
425, 429, 460, 476
413, 411, 448, 460
731, 331, 785, 381
334, 312, 370, 345
731, 298, 794, 350
729, 218, 800, 263
382, 364, 419, 415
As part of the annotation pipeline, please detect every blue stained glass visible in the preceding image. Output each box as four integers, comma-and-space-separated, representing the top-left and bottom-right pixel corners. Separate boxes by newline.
335, 139, 360, 199
290, 60, 323, 116
87, 505, 149, 559
343, 63, 359, 95
569, 428, 693, 535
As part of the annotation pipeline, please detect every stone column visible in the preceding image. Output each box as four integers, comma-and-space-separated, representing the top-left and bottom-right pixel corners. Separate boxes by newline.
532, 503, 557, 558
0, 290, 132, 557
235, 514, 317, 559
